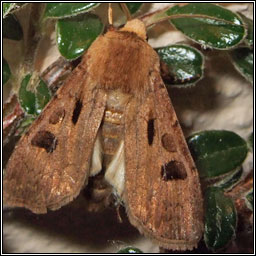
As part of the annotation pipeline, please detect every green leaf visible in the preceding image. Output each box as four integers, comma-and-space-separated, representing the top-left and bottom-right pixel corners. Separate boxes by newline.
56, 13, 104, 60
187, 130, 248, 178
117, 247, 143, 253
19, 74, 36, 115
19, 75, 51, 115
229, 47, 253, 84
245, 189, 253, 211
3, 3, 17, 18
167, 3, 246, 49
204, 187, 237, 250
247, 132, 253, 151
3, 3, 13, 15
213, 167, 243, 191
3, 58, 11, 85
44, 3, 100, 19
156, 44, 204, 87
3, 14, 23, 40
17, 116, 36, 135
35, 79, 51, 115
238, 13, 253, 48
125, 3, 143, 15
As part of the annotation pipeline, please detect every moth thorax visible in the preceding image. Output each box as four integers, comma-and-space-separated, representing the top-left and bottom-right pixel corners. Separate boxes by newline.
120, 19, 147, 40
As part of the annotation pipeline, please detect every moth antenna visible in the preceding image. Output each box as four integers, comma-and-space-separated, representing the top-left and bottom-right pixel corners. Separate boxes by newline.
120, 3, 132, 21
108, 3, 113, 25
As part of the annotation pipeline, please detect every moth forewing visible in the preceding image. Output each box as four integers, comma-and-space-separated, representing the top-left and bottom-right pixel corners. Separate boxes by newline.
119, 20, 203, 250
123, 88, 203, 250
3, 19, 203, 250
3, 54, 108, 213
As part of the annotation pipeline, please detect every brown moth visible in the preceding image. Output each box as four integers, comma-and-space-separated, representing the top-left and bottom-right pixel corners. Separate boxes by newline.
3, 19, 204, 250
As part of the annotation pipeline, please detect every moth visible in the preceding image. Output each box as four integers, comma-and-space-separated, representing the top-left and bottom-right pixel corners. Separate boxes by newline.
3, 19, 204, 250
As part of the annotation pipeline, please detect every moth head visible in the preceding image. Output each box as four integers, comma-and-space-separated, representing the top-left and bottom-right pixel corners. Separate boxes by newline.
120, 19, 147, 40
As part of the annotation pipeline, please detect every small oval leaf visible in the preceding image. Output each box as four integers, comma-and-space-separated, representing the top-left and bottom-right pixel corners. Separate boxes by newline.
229, 47, 253, 84
3, 3, 17, 18
238, 13, 253, 48
56, 13, 104, 60
247, 132, 253, 151
35, 79, 51, 115
156, 44, 204, 87
19, 74, 36, 115
117, 247, 143, 253
187, 130, 248, 178
3, 58, 11, 85
17, 116, 36, 135
3, 14, 23, 40
245, 189, 253, 211
213, 167, 243, 191
204, 187, 237, 250
3, 3, 25, 18
44, 3, 100, 19
125, 3, 143, 15
167, 3, 246, 49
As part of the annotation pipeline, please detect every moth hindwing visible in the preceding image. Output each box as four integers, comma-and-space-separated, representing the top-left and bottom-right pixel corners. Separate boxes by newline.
3, 19, 203, 250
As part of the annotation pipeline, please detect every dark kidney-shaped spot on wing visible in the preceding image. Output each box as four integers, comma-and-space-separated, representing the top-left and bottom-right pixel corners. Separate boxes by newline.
31, 131, 57, 153
49, 108, 65, 124
161, 133, 177, 152
72, 99, 82, 124
161, 160, 187, 180
147, 119, 155, 145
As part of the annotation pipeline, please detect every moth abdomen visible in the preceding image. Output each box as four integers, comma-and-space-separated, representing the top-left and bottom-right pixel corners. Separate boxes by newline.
90, 89, 131, 197
101, 90, 130, 167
